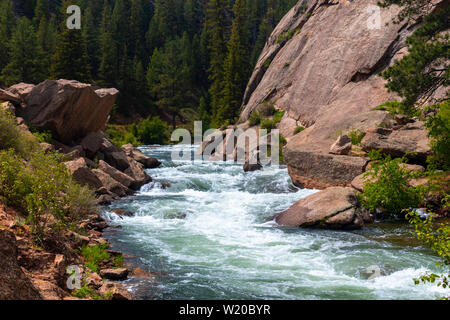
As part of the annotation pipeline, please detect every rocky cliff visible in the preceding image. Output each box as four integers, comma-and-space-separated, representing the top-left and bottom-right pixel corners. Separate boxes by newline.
241, 0, 443, 189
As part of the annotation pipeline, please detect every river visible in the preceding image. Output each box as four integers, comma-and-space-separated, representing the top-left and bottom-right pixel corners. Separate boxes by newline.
103, 145, 445, 300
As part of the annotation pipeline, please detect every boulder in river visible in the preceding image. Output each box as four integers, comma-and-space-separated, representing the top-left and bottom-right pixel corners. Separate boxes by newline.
122, 144, 161, 169
276, 187, 372, 230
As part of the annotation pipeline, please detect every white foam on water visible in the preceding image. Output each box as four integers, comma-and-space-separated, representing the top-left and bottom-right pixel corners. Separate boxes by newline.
103, 145, 447, 300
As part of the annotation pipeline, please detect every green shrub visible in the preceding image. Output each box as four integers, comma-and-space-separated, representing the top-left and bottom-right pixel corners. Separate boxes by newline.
406, 199, 450, 299
348, 129, 366, 146
81, 243, 110, 273
260, 119, 277, 132
277, 29, 296, 43
373, 100, 419, 117
426, 100, 449, 170
273, 110, 285, 124
293, 126, 305, 135
248, 111, 261, 126
359, 155, 427, 217
136, 116, 169, 145
105, 125, 140, 147
263, 59, 272, 69
0, 107, 97, 242
28, 126, 52, 143
0, 109, 21, 150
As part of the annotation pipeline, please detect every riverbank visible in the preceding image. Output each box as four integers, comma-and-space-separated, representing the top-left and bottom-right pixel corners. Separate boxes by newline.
0, 202, 133, 300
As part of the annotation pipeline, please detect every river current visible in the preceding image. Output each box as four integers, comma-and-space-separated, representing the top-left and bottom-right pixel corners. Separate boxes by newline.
103, 145, 445, 300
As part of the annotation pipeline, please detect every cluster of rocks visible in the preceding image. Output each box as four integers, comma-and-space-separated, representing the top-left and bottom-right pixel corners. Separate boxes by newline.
1, 79, 161, 205
196, 122, 282, 172
63, 134, 159, 205
276, 114, 435, 230
0, 204, 133, 300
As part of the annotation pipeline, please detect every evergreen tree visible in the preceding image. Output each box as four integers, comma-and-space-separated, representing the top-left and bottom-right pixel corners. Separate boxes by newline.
205, 0, 229, 127
1, 17, 46, 85
50, 2, 91, 82
99, 2, 117, 86
0, 0, 16, 76
217, 0, 249, 124
380, 2, 449, 113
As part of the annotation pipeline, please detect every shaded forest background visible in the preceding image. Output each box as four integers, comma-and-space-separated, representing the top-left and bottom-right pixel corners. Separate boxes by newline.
0, 0, 298, 128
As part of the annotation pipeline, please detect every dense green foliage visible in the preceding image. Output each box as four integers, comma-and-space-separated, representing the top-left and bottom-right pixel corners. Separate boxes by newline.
347, 129, 366, 146
293, 126, 304, 135
406, 198, 450, 299
0, 108, 97, 241
80, 243, 110, 273
379, 3, 449, 113
0, 0, 299, 128
359, 153, 426, 217
375, 1, 449, 297
426, 100, 450, 170
133, 116, 169, 145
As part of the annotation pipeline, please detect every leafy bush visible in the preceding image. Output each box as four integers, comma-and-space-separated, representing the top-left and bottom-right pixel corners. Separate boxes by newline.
81, 243, 110, 273
293, 126, 305, 135
0, 108, 37, 156
105, 125, 140, 147
373, 100, 419, 117
248, 111, 261, 126
426, 100, 449, 170
359, 154, 427, 217
136, 116, 169, 145
273, 110, 285, 124
348, 129, 366, 146
406, 199, 449, 299
0, 109, 21, 150
260, 119, 277, 132
0, 108, 98, 240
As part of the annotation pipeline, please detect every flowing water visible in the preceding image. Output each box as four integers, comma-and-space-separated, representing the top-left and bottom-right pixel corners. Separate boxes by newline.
103, 145, 446, 300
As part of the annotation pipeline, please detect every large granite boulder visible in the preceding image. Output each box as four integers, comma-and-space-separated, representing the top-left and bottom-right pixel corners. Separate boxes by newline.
284, 145, 369, 189
6, 83, 35, 101
361, 122, 431, 163
124, 157, 152, 190
98, 160, 134, 189
238, 0, 442, 188
16, 79, 118, 144
122, 144, 161, 169
276, 187, 370, 230
0, 88, 21, 104
92, 169, 134, 198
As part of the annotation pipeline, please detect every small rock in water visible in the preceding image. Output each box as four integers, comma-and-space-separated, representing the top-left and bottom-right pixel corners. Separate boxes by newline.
100, 268, 129, 281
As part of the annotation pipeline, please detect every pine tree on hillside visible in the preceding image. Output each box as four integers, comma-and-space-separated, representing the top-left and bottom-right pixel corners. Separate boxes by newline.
217, 0, 249, 124
50, 2, 91, 82
83, 6, 100, 78
205, 0, 229, 127
1, 17, 46, 86
0, 0, 17, 78
129, 0, 147, 62
99, 2, 117, 86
